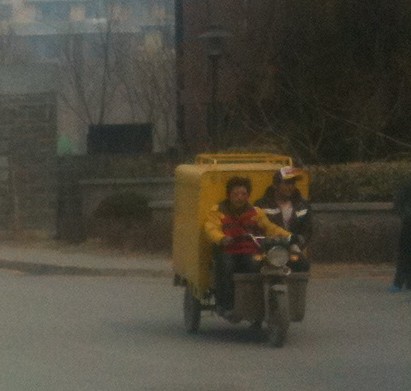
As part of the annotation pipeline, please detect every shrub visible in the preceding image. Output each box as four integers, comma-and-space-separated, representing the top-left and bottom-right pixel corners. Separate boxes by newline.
308, 162, 411, 202
90, 192, 153, 250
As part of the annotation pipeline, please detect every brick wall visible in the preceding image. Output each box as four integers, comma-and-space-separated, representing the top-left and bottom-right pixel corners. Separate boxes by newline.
0, 93, 57, 238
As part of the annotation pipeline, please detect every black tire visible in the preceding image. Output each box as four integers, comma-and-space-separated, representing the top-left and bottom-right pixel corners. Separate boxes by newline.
183, 286, 201, 333
267, 289, 290, 347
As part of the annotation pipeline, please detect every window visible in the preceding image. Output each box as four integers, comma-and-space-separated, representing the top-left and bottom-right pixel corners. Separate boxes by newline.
36, 3, 71, 22
0, 4, 12, 21
85, 0, 105, 19
27, 36, 61, 60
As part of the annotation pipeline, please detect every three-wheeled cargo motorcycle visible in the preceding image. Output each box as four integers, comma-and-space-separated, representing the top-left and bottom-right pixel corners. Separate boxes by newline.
172, 153, 310, 347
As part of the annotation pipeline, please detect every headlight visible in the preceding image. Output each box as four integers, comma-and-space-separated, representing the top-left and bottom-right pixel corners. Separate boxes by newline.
266, 246, 289, 267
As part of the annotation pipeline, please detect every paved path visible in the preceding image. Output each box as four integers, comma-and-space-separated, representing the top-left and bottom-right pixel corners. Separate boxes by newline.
0, 240, 173, 277
0, 239, 396, 281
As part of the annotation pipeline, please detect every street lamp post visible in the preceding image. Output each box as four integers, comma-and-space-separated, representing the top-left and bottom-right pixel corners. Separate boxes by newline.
199, 25, 231, 151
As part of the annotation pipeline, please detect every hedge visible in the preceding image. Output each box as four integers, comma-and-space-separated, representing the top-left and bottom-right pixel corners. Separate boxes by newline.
308, 161, 411, 202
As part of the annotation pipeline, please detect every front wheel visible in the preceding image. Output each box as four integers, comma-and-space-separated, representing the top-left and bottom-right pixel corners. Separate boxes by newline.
267, 288, 290, 347
183, 286, 201, 333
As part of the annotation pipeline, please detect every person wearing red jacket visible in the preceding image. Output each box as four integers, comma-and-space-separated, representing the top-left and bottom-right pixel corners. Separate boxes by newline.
204, 176, 292, 316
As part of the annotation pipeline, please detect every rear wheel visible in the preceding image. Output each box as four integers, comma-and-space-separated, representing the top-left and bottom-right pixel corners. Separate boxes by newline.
267, 288, 290, 347
183, 286, 201, 333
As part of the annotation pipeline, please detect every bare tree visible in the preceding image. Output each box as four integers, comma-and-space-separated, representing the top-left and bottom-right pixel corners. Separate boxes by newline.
113, 37, 176, 152
218, 0, 411, 163
58, 17, 120, 127
57, 8, 175, 152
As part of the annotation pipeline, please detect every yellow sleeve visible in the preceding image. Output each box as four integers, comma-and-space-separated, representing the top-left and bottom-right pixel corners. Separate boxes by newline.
255, 207, 291, 238
204, 205, 226, 244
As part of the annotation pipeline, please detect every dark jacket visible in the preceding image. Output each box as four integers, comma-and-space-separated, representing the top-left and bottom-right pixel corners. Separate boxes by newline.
254, 186, 312, 247
394, 181, 411, 222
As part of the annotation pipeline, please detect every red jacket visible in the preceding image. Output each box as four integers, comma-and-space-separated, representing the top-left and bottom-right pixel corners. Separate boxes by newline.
204, 200, 290, 254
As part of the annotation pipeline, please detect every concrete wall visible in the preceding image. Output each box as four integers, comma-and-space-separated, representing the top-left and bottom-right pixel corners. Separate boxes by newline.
54, 155, 400, 263
55, 155, 176, 242
58, 171, 400, 263
310, 203, 399, 263
145, 202, 400, 263
79, 177, 174, 221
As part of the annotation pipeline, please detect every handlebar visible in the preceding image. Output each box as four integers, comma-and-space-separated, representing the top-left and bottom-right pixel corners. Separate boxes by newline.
245, 234, 292, 250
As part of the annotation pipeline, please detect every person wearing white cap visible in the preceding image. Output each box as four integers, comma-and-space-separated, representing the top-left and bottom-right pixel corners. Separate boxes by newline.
255, 166, 312, 272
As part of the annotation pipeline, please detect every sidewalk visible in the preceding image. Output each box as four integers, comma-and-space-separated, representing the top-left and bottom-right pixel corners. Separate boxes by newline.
0, 240, 173, 277
0, 239, 395, 279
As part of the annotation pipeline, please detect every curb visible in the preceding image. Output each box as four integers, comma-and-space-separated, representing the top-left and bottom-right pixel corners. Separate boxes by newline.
0, 259, 173, 278
0, 258, 394, 279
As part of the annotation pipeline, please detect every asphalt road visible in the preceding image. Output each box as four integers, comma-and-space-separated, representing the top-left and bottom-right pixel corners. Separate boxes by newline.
0, 271, 410, 391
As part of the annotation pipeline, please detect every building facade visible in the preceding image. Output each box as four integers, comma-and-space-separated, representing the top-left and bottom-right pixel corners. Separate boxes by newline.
0, 0, 176, 154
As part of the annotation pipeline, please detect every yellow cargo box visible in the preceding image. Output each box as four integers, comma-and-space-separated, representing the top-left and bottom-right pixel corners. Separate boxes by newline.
172, 153, 309, 298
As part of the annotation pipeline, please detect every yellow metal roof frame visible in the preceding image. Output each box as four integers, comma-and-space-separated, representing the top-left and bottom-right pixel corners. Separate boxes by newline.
195, 153, 293, 166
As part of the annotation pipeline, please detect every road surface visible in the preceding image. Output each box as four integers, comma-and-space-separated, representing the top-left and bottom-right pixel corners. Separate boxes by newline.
0, 271, 409, 390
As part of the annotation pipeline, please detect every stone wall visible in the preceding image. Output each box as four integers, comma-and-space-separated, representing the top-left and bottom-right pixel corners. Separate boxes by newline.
0, 93, 57, 238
